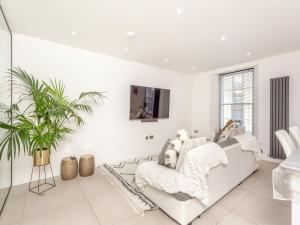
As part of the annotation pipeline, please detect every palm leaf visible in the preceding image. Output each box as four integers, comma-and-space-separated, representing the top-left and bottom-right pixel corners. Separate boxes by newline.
0, 67, 105, 160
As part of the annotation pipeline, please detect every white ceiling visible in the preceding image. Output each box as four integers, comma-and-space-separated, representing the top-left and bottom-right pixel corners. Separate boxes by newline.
1, 0, 300, 74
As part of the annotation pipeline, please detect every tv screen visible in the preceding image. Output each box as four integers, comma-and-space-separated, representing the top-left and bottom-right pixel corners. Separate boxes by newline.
130, 85, 170, 120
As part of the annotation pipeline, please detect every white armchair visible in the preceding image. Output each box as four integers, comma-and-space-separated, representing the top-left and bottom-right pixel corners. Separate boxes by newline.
275, 130, 297, 158
289, 126, 300, 148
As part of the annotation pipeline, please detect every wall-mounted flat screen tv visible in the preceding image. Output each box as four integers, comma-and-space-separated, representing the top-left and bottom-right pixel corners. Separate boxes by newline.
130, 85, 170, 120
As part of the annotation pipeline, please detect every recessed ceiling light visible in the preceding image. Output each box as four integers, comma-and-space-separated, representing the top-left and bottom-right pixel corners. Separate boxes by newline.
176, 8, 183, 15
124, 46, 128, 52
192, 67, 197, 71
71, 31, 76, 36
246, 52, 251, 56
164, 58, 169, 63
127, 31, 135, 39
220, 36, 226, 41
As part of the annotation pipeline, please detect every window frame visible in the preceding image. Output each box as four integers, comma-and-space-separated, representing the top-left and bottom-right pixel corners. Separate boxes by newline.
218, 68, 255, 134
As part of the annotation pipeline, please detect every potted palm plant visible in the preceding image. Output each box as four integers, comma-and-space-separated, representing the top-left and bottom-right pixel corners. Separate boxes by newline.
0, 67, 105, 168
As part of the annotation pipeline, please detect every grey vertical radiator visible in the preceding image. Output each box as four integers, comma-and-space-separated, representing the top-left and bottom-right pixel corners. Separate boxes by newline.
270, 76, 289, 159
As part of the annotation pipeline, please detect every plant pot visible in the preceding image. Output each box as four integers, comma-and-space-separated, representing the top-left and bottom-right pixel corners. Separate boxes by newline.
33, 149, 50, 166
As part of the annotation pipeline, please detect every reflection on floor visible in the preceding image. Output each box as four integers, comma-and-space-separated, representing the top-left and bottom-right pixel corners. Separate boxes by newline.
0, 161, 291, 225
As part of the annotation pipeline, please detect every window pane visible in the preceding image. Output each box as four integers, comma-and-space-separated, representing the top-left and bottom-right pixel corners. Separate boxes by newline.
232, 104, 243, 121
244, 104, 252, 121
222, 76, 232, 91
223, 90, 233, 104
223, 105, 232, 121
243, 88, 253, 103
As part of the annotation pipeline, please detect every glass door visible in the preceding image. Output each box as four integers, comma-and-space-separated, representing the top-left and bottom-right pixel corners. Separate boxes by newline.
0, 5, 12, 215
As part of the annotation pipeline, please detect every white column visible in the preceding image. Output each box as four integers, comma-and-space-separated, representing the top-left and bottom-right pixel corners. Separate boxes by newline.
292, 201, 300, 225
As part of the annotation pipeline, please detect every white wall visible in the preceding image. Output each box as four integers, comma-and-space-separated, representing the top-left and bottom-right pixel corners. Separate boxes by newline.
10, 32, 300, 186
12, 34, 192, 186
192, 50, 300, 159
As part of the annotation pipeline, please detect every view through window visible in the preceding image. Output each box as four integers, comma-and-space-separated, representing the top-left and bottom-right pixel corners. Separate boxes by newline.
219, 68, 254, 134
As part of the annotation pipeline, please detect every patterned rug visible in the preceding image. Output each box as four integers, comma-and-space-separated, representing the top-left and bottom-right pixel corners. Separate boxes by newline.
98, 155, 158, 215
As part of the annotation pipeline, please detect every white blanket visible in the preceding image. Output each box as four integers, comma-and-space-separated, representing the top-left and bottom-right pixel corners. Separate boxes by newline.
135, 142, 228, 205
234, 134, 262, 161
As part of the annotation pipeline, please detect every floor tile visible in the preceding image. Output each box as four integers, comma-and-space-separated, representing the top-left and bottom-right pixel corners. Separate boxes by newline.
88, 190, 135, 225
115, 210, 177, 225
0, 184, 27, 225
259, 161, 279, 176
78, 170, 112, 197
239, 170, 266, 191
193, 203, 230, 225
113, 214, 144, 225
253, 174, 273, 199
233, 193, 291, 225
143, 210, 178, 225
22, 198, 99, 225
219, 185, 250, 210
252, 174, 291, 207
23, 178, 85, 219
218, 212, 257, 225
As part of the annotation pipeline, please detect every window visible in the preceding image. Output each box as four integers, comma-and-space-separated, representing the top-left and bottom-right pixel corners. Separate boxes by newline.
219, 68, 254, 134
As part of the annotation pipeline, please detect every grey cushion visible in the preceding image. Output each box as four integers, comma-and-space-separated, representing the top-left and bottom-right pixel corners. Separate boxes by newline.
217, 138, 238, 148
158, 138, 171, 165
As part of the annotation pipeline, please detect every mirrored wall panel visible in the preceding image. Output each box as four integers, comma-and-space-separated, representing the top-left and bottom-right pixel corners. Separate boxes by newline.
0, 6, 12, 215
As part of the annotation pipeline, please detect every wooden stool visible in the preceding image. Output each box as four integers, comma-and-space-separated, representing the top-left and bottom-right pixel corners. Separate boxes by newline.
61, 157, 78, 180
79, 154, 95, 177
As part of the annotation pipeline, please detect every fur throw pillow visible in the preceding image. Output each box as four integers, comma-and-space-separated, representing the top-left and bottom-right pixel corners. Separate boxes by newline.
177, 129, 189, 141
170, 139, 184, 152
164, 149, 178, 169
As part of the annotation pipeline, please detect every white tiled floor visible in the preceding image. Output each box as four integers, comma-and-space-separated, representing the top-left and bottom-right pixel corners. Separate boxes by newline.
0, 161, 291, 225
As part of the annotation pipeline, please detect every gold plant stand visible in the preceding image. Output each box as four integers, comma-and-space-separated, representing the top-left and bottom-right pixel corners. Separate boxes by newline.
29, 164, 56, 195
29, 150, 56, 195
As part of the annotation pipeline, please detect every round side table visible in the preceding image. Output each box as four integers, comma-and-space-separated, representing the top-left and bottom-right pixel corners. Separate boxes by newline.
79, 154, 95, 177
61, 156, 78, 180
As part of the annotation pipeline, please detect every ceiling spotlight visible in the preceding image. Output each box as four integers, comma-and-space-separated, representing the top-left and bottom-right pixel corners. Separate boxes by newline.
246, 52, 251, 56
176, 8, 183, 15
164, 58, 169, 63
71, 31, 76, 36
127, 31, 136, 39
192, 67, 197, 71
124, 46, 128, 52
220, 36, 226, 41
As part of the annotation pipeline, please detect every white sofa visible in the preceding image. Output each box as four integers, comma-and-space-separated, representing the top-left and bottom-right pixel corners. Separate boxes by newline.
142, 143, 259, 225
